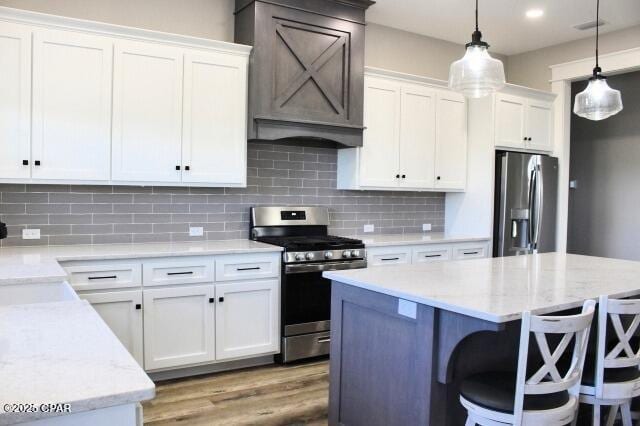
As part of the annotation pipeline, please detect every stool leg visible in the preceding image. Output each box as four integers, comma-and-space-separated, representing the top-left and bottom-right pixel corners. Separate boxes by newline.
465, 416, 475, 426
621, 402, 632, 426
593, 403, 601, 426
605, 405, 619, 426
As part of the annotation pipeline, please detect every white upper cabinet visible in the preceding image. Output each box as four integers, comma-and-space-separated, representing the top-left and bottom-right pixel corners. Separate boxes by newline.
181, 51, 247, 186
495, 93, 553, 152
399, 84, 436, 189
337, 70, 467, 192
0, 22, 31, 180
434, 91, 467, 190
112, 41, 183, 183
32, 29, 113, 181
358, 76, 401, 188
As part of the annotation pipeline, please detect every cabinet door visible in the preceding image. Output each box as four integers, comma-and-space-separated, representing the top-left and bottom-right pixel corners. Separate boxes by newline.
182, 51, 247, 186
526, 100, 553, 152
359, 76, 400, 188
80, 290, 144, 366
112, 41, 183, 183
495, 93, 526, 149
0, 23, 31, 179
32, 29, 112, 181
434, 91, 467, 190
215, 279, 279, 360
143, 285, 215, 370
398, 84, 436, 189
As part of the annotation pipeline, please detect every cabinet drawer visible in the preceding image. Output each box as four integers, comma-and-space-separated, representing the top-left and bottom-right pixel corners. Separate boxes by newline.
215, 253, 280, 282
452, 244, 488, 260
63, 262, 142, 291
143, 257, 214, 286
412, 246, 451, 263
367, 247, 411, 267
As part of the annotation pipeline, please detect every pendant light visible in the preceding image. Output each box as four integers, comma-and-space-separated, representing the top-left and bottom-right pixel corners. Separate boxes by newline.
448, 0, 506, 98
573, 0, 623, 120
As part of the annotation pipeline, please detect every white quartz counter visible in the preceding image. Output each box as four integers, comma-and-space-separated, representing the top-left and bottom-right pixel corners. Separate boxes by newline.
324, 253, 640, 323
0, 240, 282, 286
0, 300, 155, 425
348, 232, 490, 247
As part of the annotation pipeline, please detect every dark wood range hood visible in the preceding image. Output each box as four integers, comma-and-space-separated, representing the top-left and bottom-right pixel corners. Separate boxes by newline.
234, 0, 375, 147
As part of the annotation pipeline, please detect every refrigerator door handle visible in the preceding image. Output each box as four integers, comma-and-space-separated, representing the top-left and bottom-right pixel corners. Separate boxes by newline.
534, 164, 544, 250
527, 168, 536, 249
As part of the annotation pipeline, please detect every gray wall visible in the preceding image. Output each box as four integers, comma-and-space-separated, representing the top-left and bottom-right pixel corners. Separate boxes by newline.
567, 71, 640, 260
0, 142, 444, 247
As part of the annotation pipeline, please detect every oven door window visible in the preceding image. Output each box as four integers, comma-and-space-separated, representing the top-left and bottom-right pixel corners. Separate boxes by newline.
283, 271, 330, 327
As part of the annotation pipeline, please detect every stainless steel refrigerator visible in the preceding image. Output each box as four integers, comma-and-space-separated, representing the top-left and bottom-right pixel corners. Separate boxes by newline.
493, 151, 558, 257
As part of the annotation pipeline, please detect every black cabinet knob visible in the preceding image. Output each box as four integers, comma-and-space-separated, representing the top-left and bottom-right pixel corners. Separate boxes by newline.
401, 174, 406, 179
22, 160, 28, 166
528, 137, 532, 141
34, 160, 41, 166
437, 176, 441, 180
218, 297, 224, 303
209, 297, 214, 303
185, 166, 190, 171
176, 165, 181, 170
135, 304, 142, 310
523, 137, 527, 141
395, 174, 400, 179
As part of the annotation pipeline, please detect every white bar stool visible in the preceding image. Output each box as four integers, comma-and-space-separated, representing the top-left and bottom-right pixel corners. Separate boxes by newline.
460, 300, 596, 426
574, 295, 640, 426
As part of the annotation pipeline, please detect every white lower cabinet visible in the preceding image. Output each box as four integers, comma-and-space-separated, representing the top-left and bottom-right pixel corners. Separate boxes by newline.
215, 279, 279, 360
143, 284, 216, 370
79, 290, 144, 366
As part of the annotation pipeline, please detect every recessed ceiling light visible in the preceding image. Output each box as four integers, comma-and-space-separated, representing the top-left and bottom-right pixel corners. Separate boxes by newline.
526, 9, 544, 19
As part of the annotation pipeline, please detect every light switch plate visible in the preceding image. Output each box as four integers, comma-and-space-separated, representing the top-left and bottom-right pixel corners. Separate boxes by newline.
422, 223, 432, 231
189, 227, 204, 237
363, 224, 375, 233
22, 229, 41, 240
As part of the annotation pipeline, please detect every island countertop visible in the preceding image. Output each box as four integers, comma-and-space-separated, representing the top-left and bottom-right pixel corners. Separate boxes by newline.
0, 300, 155, 425
323, 252, 640, 323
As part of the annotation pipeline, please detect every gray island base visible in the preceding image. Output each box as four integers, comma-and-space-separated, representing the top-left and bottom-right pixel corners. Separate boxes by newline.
323, 253, 640, 425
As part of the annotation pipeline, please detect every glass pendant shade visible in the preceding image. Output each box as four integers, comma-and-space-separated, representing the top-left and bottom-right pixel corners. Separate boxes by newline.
573, 74, 623, 121
448, 44, 506, 98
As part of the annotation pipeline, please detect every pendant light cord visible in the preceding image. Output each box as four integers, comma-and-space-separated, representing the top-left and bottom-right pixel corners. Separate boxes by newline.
595, 0, 600, 68
475, 0, 479, 31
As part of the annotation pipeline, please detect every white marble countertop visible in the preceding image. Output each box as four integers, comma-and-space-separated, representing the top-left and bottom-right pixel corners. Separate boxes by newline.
0, 300, 155, 425
0, 240, 282, 286
324, 253, 640, 323
348, 232, 491, 247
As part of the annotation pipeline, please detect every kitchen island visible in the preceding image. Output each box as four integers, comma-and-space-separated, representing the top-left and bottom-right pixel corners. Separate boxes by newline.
323, 253, 640, 425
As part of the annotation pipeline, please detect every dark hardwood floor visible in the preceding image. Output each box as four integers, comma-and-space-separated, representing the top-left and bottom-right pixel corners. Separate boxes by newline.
143, 360, 329, 425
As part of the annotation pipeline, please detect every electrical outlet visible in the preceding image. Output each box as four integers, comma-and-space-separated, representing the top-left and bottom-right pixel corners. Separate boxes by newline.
363, 224, 375, 233
422, 223, 432, 232
22, 229, 41, 240
189, 227, 204, 237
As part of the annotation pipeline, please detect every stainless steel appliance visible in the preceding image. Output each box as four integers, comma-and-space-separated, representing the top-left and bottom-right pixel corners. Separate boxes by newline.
250, 206, 366, 363
0, 221, 6, 240
493, 151, 558, 257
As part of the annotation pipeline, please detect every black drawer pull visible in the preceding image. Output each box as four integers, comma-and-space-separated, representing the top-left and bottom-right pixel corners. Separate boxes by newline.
463, 251, 479, 255
209, 298, 214, 303
381, 257, 400, 261
34, 160, 41, 166
88, 275, 117, 280
175, 165, 181, 170
185, 166, 190, 171
218, 297, 224, 303
424, 254, 442, 258
22, 160, 28, 166
135, 304, 142, 310
167, 271, 194, 276
237, 267, 260, 271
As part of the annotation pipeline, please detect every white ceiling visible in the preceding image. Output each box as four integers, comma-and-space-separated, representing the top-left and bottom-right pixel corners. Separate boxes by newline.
366, 0, 640, 55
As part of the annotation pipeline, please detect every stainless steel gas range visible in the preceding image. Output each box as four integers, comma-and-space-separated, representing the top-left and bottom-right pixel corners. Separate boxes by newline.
250, 206, 367, 363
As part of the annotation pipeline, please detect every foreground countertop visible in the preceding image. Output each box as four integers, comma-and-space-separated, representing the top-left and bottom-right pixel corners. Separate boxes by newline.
0, 300, 155, 425
324, 253, 640, 323
350, 232, 490, 247
0, 240, 282, 286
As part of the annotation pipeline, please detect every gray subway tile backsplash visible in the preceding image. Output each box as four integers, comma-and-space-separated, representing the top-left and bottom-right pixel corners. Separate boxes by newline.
0, 141, 445, 247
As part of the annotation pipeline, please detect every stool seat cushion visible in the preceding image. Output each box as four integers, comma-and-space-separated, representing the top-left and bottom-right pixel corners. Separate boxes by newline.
460, 371, 570, 414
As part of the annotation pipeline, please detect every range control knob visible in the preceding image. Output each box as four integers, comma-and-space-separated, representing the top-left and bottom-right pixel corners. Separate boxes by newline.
295, 253, 305, 261
342, 250, 352, 258
324, 251, 334, 259
305, 252, 315, 261
351, 249, 361, 258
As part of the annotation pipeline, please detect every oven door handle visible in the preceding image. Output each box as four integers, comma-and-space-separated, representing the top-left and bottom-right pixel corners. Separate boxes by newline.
285, 259, 367, 274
